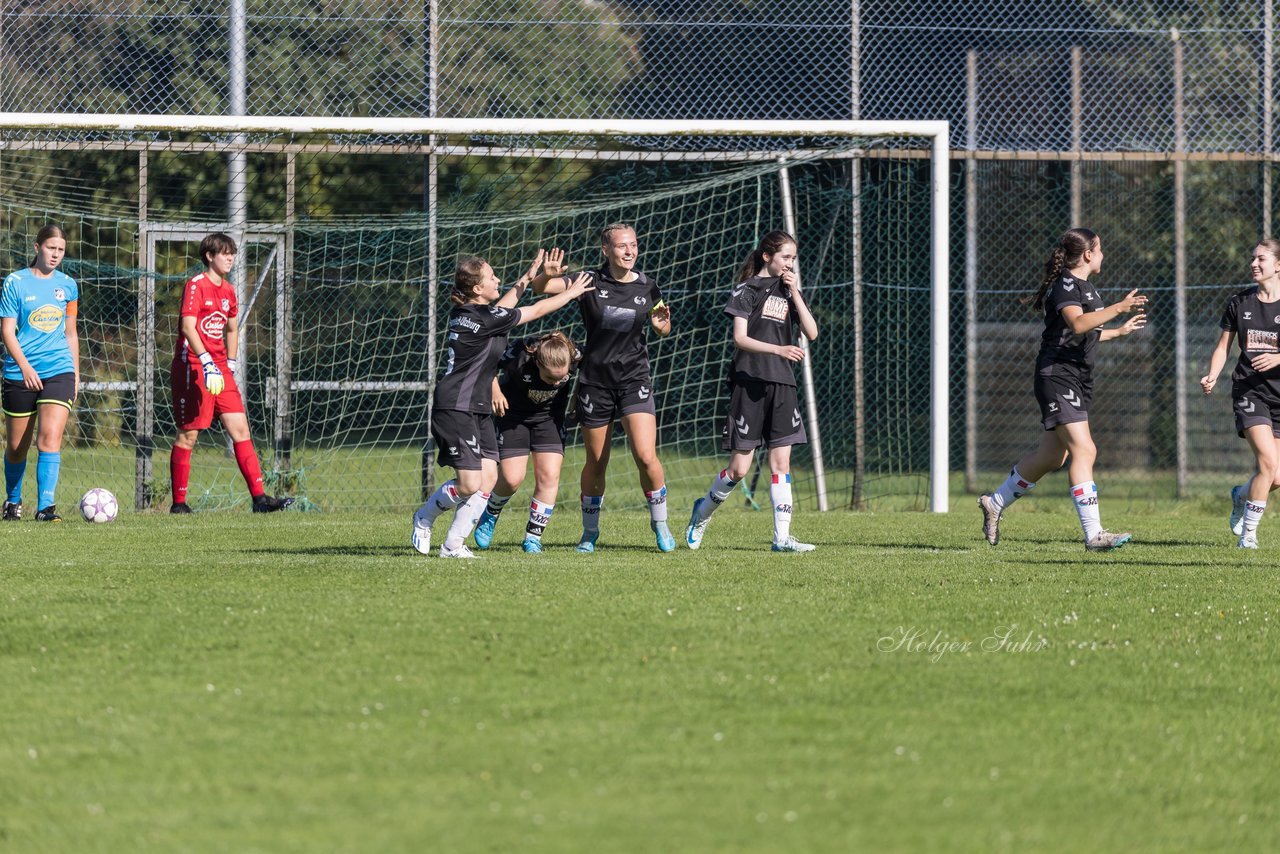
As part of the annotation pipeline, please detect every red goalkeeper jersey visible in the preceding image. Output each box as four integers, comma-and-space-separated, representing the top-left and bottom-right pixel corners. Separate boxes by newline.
175, 272, 237, 367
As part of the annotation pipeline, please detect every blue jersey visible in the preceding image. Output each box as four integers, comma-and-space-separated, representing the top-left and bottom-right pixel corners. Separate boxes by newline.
0, 268, 78, 381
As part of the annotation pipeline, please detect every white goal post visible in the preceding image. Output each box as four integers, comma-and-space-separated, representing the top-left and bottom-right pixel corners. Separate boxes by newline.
0, 114, 951, 512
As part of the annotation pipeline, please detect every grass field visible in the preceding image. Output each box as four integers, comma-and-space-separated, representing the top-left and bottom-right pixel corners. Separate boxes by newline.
3, 501, 1278, 852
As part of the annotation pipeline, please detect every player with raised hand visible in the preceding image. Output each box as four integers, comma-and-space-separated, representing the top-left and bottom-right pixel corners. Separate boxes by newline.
472, 331, 581, 554
169, 233, 292, 514
1200, 238, 1280, 549
535, 224, 675, 553
412, 253, 592, 558
0, 225, 79, 522
684, 230, 819, 552
977, 228, 1147, 551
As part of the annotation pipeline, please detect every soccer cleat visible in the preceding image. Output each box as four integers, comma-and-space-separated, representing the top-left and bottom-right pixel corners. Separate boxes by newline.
2, 501, 21, 521
522, 536, 543, 554
170, 502, 192, 514
473, 510, 498, 550
1230, 485, 1247, 536
652, 520, 676, 552
576, 531, 598, 553
685, 498, 710, 550
411, 516, 432, 556
1238, 534, 1259, 550
772, 536, 816, 553
978, 493, 1002, 546
439, 543, 477, 558
35, 505, 62, 522
251, 494, 294, 513
1084, 530, 1132, 552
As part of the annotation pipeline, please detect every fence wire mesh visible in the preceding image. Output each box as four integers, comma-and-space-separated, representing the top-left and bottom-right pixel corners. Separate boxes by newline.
4, 1, 1280, 510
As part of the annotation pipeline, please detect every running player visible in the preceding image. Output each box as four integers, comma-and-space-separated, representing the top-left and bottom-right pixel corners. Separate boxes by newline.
977, 228, 1147, 551
684, 230, 819, 552
534, 224, 676, 552
472, 331, 581, 554
169, 233, 292, 513
412, 253, 592, 558
0, 225, 79, 522
1200, 238, 1280, 549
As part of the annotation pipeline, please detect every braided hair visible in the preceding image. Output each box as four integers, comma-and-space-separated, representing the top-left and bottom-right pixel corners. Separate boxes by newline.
1029, 228, 1098, 310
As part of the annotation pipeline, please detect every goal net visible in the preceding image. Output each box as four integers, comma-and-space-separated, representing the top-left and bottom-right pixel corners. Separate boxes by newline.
0, 117, 949, 513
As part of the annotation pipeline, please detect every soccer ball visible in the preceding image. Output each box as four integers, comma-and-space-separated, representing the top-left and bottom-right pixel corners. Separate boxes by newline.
79, 488, 119, 524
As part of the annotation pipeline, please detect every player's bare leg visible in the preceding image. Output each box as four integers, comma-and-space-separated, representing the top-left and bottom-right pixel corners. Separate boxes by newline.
622, 411, 674, 552
577, 423, 612, 552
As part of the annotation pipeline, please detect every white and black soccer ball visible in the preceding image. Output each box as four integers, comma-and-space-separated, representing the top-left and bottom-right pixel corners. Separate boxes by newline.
79, 488, 119, 524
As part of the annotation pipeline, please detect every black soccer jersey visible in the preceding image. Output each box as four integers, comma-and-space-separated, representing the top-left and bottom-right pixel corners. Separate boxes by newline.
576, 267, 662, 388
1037, 270, 1106, 371
433, 302, 522, 413
1220, 287, 1280, 393
723, 275, 799, 386
497, 337, 581, 416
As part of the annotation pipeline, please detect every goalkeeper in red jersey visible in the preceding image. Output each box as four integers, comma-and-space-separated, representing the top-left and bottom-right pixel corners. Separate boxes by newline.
168, 233, 291, 513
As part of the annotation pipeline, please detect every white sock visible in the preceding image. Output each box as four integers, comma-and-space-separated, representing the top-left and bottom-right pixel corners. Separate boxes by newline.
581, 495, 603, 534
486, 492, 513, 517
526, 500, 553, 540
444, 491, 488, 550
645, 485, 668, 524
1243, 498, 1267, 536
1071, 481, 1102, 541
992, 465, 1035, 511
771, 474, 793, 543
697, 469, 738, 522
418, 479, 460, 527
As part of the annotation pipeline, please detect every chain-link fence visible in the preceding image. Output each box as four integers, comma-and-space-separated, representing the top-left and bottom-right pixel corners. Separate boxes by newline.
4, 1, 1280, 509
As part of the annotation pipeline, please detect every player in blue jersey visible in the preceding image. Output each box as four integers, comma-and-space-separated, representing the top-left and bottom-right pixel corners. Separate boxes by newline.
0, 225, 80, 522
976, 228, 1147, 551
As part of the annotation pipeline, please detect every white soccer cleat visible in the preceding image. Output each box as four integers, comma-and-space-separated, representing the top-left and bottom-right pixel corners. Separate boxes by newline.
685, 497, 710, 550
439, 543, 477, 558
1230, 485, 1247, 536
1238, 533, 1259, 550
771, 536, 816, 553
1084, 530, 1132, 552
978, 493, 1002, 545
411, 507, 432, 556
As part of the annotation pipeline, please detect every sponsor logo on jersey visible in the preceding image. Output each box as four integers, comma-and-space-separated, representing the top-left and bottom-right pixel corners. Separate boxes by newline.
1244, 311, 1252, 320
1084, 292, 1094, 300
204, 300, 214, 307
23, 295, 35, 302
633, 295, 646, 306
597, 289, 609, 299
53, 287, 66, 301
762, 294, 789, 322
450, 315, 481, 333
27, 304, 63, 333
527, 388, 559, 405
198, 311, 228, 339
1247, 328, 1279, 352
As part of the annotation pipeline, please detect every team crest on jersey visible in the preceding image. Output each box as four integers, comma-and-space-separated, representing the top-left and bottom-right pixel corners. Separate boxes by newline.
633, 295, 646, 306
762, 295, 789, 321
199, 311, 228, 339
27, 304, 63, 333
221, 298, 231, 313
53, 287, 66, 301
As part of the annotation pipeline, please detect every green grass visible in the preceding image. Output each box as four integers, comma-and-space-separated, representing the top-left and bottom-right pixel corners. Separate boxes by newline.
2, 504, 1278, 852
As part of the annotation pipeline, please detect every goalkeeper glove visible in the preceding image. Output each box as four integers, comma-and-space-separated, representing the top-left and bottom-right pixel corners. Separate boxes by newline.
199, 352, 224, 396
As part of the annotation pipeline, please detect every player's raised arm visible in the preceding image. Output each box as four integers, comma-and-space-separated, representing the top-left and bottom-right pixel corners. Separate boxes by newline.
531, 247, 570, 295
